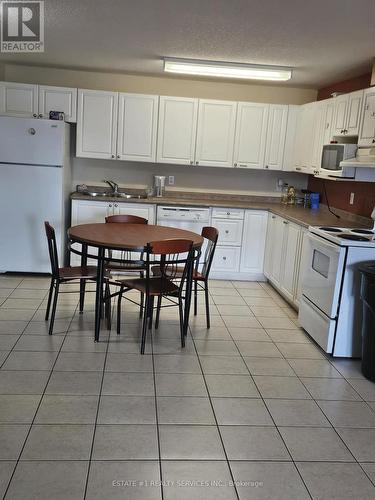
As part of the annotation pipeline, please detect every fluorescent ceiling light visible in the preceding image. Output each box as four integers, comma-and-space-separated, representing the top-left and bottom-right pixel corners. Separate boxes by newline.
164, 58, 292, 81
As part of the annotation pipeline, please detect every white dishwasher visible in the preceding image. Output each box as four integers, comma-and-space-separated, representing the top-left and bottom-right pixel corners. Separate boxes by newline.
157, 206, 211, 265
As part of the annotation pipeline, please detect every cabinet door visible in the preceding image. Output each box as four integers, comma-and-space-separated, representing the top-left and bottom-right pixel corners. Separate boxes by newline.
214, 219, 244, 246
311, 103, 326, 170
294, 103, 316, 173
76, 89, 118, 159
38, 85, 77, 122
70, 200, 112, 265
0, 81, 38, 117
116, 202, 156, 224
233, 102, 268, 169
240, 210, 268, 274
195, 99, 237, 167
157, 96, 198, 165
264, 213, 277, 278
117, 93, 158, 162
279, 220, 301, 302
269, 216, 285, 286
264, 105, 288, 170
345, 90, 363, 136
322, 101, 335, 145
332, 94, 349, 136
358, 88, 375, 147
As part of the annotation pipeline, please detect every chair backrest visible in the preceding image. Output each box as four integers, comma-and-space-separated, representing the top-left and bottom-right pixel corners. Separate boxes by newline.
146, 239, 194, 288
44, 221, 59, 278
105, 214, 148, 224
199, 226, 219, 279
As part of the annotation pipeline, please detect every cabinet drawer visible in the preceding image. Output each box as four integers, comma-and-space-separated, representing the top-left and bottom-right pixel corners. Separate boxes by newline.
211, 247, 240, 273
213, 218, 243, 246
211, 207, 244, 219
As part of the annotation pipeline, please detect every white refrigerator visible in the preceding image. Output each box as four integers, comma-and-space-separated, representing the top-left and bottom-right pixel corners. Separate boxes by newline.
0, 116, 71, 273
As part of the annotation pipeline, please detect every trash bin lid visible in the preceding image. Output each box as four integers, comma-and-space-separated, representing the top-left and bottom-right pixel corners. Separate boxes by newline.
359, 262, 375, 277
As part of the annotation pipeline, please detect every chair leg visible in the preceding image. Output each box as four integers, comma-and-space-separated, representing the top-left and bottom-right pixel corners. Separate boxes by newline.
155, 295, 162, 330
140, 295, 149, 354
178, 298, 185, 348
116, 287, 123, 335
139, 292, 144, 318
204, 281, 210, 329
79, 278, 86, 313
105, 281, 111, 331
45, 279, 55, 321
194, 279, 198, 316
48, 281, 60, 335
148, 296, 154, 330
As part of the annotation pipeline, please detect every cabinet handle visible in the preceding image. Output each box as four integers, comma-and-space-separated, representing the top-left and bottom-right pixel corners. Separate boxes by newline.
239, 164, 247, 168
38, 113, 43, 118
372, 139, 375, 143
265, 165, 269, 169
195, 161, 199, 165
32, 113, 37, 118
296, 167, 301, 171
227, 212, 230, 216
117, 155, 120, 159
272, 216, 276, 219
190, 160, 194, 165
283, 220, 289, 224
225, 230, 229, 234
234, 163, 237, 167
109, 204, 112, 208
111, 154, 115, 158
223, 256, 227, 261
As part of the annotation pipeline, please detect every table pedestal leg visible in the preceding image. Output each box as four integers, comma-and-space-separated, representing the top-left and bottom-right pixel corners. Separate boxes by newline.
94, 247, 105, 342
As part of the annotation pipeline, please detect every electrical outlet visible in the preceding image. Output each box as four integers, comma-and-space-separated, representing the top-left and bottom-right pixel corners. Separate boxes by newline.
349, 192, 355, 205
168, 175, 175, 185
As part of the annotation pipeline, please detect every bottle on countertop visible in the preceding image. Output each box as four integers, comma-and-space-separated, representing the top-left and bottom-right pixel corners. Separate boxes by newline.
281, 183, 289, 204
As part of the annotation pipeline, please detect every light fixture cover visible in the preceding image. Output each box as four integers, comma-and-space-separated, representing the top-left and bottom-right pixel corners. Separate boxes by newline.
164, 58, 292, 81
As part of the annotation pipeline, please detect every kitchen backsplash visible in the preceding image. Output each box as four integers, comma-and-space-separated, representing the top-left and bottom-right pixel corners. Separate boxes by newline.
72, 157, 309, 197
308, 176, 375, 217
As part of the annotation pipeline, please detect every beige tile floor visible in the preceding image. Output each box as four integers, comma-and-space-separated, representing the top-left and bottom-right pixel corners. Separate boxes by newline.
0, 274, 375, 499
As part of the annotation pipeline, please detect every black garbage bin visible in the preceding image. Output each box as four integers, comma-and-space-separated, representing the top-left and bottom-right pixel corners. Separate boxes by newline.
360, 263, 375, 382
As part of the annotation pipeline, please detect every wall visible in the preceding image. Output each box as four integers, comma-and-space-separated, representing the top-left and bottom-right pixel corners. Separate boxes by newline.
4, 63, 317, 104
317, 73, 372, 101
0, 63, 4, 80
72, 156, 308, 197
308, 177, 375, 217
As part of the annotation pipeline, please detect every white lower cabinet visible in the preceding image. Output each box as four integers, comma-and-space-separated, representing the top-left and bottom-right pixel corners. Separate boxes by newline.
211, 208, 267, 280
70, 199, 155, 265
264, 212, 304, 308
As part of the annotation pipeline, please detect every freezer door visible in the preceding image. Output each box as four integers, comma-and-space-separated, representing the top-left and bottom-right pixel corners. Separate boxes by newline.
0, 164, 63, 273
0, 116, 65, 166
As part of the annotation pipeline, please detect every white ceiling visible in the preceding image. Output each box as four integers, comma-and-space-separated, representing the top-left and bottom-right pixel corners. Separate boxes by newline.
1, 0, 375, 88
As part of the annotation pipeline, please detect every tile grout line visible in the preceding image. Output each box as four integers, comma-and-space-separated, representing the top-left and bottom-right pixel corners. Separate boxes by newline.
2, 287, 78, 499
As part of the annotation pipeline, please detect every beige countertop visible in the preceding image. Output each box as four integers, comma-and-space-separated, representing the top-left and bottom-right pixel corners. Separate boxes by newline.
71, 190, 371, 229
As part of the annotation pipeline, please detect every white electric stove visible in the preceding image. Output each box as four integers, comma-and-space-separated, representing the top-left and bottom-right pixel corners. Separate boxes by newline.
298, 224, 375, 358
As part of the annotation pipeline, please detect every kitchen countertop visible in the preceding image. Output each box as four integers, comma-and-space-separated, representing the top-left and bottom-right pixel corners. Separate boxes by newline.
71, 189, 372, 229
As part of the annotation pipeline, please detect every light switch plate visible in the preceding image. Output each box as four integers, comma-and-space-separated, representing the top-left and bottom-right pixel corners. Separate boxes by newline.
168, 175, 175, 185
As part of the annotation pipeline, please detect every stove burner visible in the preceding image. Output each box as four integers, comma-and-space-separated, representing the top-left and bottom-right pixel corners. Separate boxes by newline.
319, 227, 343, 232
340, 234, 370, 242
350, 229, 374, 235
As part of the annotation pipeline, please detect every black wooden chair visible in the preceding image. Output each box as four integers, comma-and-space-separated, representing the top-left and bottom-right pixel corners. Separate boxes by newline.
44, 221, 110, 335
153, 226, 218, 328
114, 239, 194, 353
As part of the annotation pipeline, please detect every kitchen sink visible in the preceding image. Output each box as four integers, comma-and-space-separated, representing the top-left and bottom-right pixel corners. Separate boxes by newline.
84, 191, 147, 199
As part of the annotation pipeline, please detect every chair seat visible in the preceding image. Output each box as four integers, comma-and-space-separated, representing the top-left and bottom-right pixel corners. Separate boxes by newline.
59, 266, 100, 280
119, 276, 179, 296
151, 265, 204, 281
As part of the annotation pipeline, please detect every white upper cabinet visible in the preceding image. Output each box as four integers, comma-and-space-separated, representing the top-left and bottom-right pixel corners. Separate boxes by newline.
264, 104, 288, 170
157, 96, 198, 165
233, 102, 269, 169
38, 85, 77, 122
117, 93, 158, 162
195, 99, 237, 167
332, 90, 363, 136
358, 87, 375, 146
0, 81, 38, 118
76, 89, 118, 159
322, 100, 335, 145
293, 103, 316, 173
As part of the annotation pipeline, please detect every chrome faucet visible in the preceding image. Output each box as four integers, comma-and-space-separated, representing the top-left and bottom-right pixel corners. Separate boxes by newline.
103, 180, 119, 195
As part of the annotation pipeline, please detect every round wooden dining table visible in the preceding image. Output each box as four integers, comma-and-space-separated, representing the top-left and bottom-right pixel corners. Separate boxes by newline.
68, 223, 204, 341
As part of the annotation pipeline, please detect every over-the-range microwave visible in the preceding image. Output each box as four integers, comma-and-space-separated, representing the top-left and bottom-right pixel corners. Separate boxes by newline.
317, 143, 357, 178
